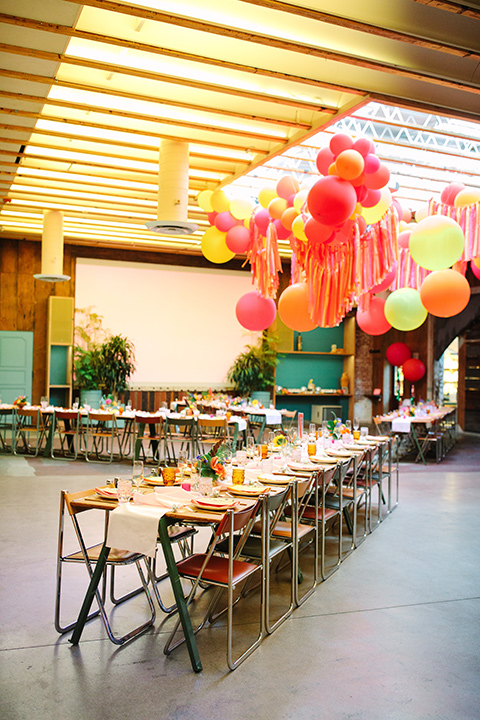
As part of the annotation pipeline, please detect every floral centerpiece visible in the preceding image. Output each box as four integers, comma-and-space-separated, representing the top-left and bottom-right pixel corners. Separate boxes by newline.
326, 412, 346, 440
196, 440, 229, 481
13, 395, 27, 408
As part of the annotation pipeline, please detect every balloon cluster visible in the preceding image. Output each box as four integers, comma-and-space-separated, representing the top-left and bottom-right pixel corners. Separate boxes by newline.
386, 343, 425, 382
197, 188, 254, 264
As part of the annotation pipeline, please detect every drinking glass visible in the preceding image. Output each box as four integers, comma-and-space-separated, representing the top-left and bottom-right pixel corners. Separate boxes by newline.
307, 441, 317, 457
345, 420, 352, 432
287, 426, 297, 445
360, 426, 368, 439
246, 436, 255, 458
177, 450, 188, 482
117, 479, 133, 504
198, 477, 213, 496
309, 422, 316, 438
132, 460, 144, 491
353, 417, 359, 431
40, 396, 48, 410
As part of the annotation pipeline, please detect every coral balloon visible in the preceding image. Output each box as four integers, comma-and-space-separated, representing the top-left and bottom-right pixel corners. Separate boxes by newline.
276, 175, 299, 200
268, 197, 288, 220
329, 133, 353, 157
304, 217, 334, 244
384, 288, 427, 331
364, 164, 390, 190
235, 292, 276, 331
292, 215, 308, 242
402, 358, 425, 383
273, 218, 291, 240
409, 215, 465, 271
308, 176, 357, 226
361, 187, 392, 224
402, 207, 412, 224
230, 197, 253, 220
370, 262, 397, 293
316, 147, 335, 175
280, 206, 298, 231
356, 296, 392, 335
352, 137, 374, 157
441, 182, 465, 206
215, 211, 237, 232
278, 283, 316, 332
361, 187, 382, 208
357, 216, 367, 235
258, 185, 277, 209
454, 188, 480, 207
398, 230, 412, 249
335, 149, 364, 180
254, 207, 271, 236
226, 225, 251, 254
201, 226, 235, 264
386, 342, 412, 367
420, 269, 471, 317
471, 260, 480, 280
210, 189, 230, 213
197, 189, 213, 212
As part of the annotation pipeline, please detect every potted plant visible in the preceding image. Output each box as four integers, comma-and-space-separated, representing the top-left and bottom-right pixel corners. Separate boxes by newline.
97, 334, 136, 401
227, 333, 277, 402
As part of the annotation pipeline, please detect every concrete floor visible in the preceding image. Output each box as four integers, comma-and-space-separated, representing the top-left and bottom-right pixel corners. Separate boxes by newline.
1, 433, 479, 720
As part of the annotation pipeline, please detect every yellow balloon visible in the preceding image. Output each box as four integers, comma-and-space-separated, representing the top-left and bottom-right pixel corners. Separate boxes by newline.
361, 187, 392, 224
201, 226, 235, 264
293, 189, 309, 213
230, 197, 253, 220
210, 189, 230, 213
409, 215, 464, 271
258, 186, 277, 209
292, 215, 307, 242
454, 188, 480, 207
384, 288, 427, 331
197, 189, 213, 212
415, 204, 430, 222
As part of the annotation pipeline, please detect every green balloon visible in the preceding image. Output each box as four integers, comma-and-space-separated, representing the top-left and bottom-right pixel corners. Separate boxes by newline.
384, 288, 428, 331
409, 215, 464, 271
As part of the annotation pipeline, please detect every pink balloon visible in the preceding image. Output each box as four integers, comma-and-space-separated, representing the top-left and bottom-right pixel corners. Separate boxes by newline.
304, 217, 334, 244
329, 133, 353, 157
353, 137, 374, 157
364, 154, 381, 174
441, 182, 465, 206
308, 176, 357, 226
215, 211, 237, 232
364, 164, 390, 190
286, 193, 296, 207
276, 175, 299, 200
226, 225, 251, 254
356, 296, 392, 335
330, 219, 354, 246
316, 147, 335, 175
403, 358, 425, 382
471, 260, 480, 280
398, 230, 412, 249
371, 262, 397, 293
386, 342, 412, 366
361, 188, 382, 208
273, 218, 291, 240
254, 207, 271, 236
355, 184, 368, 203
235, 292, 276, 331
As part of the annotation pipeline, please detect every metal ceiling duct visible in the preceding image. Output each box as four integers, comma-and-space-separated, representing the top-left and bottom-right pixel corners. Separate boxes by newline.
145, 139, 198, 236
33, 210, 70, 282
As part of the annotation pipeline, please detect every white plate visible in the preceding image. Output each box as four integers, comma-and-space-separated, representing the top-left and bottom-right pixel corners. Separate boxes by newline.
287, 462, 316, 472
226, 484, 268, 496
310, 455, 338, 464
258, 473, 291, 485
325, 450, 354, 458
192, 497, 238, 511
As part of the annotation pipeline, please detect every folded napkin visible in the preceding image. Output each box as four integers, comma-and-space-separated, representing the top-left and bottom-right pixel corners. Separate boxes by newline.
392, 417, 411, 433
94, 486, 118, 498
133, 487, 195, 508
106, 503, 168, 558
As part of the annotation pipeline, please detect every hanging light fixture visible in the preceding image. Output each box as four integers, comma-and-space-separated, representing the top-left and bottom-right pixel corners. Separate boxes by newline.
145, 139, 198, 236
33, 210, 70, 282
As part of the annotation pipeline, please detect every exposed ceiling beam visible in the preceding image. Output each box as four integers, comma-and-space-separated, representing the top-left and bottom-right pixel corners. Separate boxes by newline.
411, 0, 480, 19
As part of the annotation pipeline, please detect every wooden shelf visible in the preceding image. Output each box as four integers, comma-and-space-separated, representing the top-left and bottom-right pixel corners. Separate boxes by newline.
277, 351, 352, 356
276, 392, 352, 397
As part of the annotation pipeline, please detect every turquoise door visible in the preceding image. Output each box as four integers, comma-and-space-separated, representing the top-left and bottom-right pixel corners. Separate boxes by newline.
0, 331, 34, 403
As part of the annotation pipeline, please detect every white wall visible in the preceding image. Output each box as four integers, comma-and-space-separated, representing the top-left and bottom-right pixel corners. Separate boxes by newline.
75, 258, 260, 390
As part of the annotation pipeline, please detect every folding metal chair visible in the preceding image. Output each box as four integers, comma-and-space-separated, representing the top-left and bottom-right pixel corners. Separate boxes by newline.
164, 501, 263, 670
134, 413, 164, 466
300, 466, 341, 580
164, 416, 197, 464
55, 489, 156, 644
85, 411, 123, 462
0, 406, 15, 453
196, 416, 228, 456
51, 409, 84, 460
13, 406, 47, 456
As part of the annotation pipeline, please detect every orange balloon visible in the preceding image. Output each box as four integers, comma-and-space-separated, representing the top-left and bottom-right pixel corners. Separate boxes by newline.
328, 162, 338, 176
420, 269, 471, 317
335, 149, 365, 180
278, 282, 317, 332
280, 206, 298, 231
473, 256, 480, 269
268, 197, 287, 220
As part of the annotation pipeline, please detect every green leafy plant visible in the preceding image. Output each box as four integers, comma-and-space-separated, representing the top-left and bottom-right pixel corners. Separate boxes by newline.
227, 333, 277, 397
97, 334, 136, 399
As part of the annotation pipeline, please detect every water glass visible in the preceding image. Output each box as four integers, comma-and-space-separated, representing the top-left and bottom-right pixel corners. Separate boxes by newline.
246, 436, 255, 458
132, 460, 143, 490
117, 479, 133, 504
360, 426, 369, 439
198, 477, 213, 496
177, 450, 188, 481
308, 422, 316, 438
353, 417, 359, 431
40, 396, 48, 410
232, 467, 245, 485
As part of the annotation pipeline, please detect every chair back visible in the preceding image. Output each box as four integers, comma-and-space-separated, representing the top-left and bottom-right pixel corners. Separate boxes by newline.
215, 500, 260, 537
55, 409, 80, 421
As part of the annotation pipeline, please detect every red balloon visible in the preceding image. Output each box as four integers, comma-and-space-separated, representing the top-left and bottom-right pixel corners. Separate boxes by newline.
441, 182, 465, 206
254, 207, 271, 236
316, 147, 335, 175
364, 164, 390, 190
235, 292, 276, 331
386, 342, 412, 366
402, 358, 425, 382
364, 154, 380, 174
330, 133, 353, 157
352, 137, 374, 157
361, 188, 382, 208
304, 217, 334, 244
420, 269, 471, 317
273, 218, 291, 240
278, 283, 316, 332
355, 184, 368, 203
357, 216, 367, 235
398, 230, 412, 249
356, 296, 392, 335
371, 262, 397, 293
226, 225, 251, 254
308, 176, 357, 226
207, 211, 217, 225
215, 211, 237, 232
